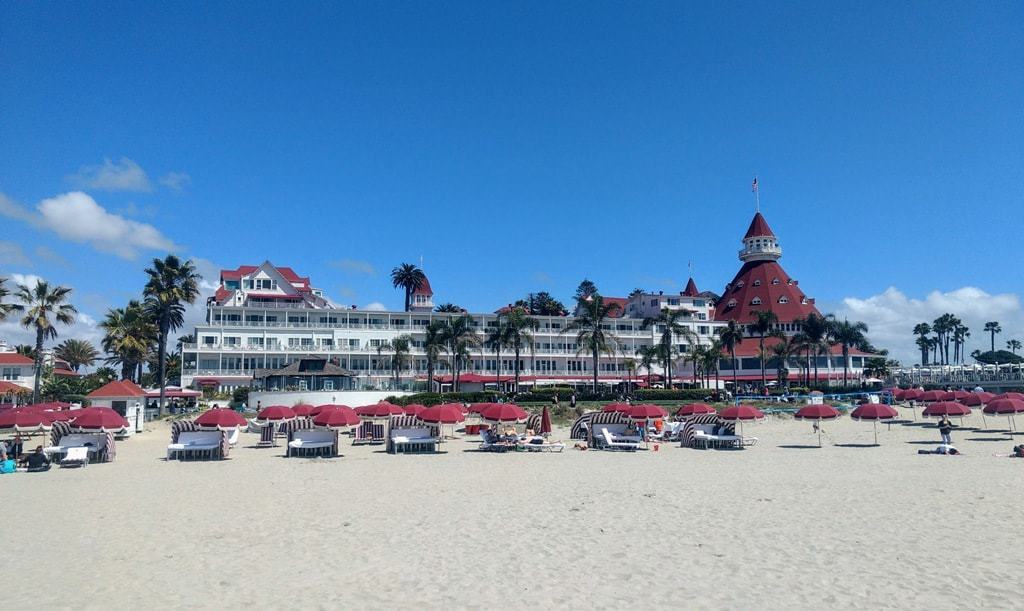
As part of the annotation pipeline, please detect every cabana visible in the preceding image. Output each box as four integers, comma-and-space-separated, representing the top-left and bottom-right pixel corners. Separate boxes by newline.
85, 380, 146, 435
679, 413, 739, 450
568, 411, 637, 449
45, 420, 117, 463
167, 421, 229, 460
386, 415, 439, 454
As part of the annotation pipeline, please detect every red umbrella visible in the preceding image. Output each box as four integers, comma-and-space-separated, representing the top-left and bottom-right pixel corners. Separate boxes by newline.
72, 407, 129, 432
902, 389, 921, 401
49, 410, 79, 422
310, 404, 350, 416
991, 392, 1024, 402
602, 402, 632, 413
403, 404, 427, 417
982, 398, 1024, 433
921, 401, 971, 420
479, 403, 528, 424
418, 404, 465, 425
850, 403, 899, 445
676, 403, 716, 417
312, 406, 360, 429
960, 393, 991, 407
194, 408, 248, 430
355, 402, 404, 419
917, 390, 946, 403
0, 408, 54, 432
718, 404, 764, 443
794, 404, 841, 447
256, 405, 297, 423
540, 405, 552, 436
467, 403, 493, 414
625, 404, 667, 421
291, 403, 315, 417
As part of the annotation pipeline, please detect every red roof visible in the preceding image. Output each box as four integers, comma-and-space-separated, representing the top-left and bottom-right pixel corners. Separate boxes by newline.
0, 353, 33, 365
682, 277, 699, 297
743, 212, 775, 239
86, 380, 147, 398
52, 368, 80, 377
715, 260, 819, 324
213, 287, 233, 303
220, 264, 310, 287
602, 297, 628, 318
413, 275, 433, 296
0, 381, 28, 393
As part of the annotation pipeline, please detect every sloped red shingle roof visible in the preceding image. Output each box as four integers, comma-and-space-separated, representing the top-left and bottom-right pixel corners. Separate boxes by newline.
715, 260, 819, 324
413, 276, 433, 296
743, 212, 776, 239
682, 277, 699, 297
0, 353, 34, 365
87, 380, 147, 398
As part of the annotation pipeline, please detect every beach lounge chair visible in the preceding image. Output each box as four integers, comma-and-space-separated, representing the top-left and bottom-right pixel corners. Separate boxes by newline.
353, 422, 385, 445
517, 438, 566, 452
226, 427, 240, 447
60, 446, 89, 468
479, 431, 508, 452
600, 428, 639, 451
389, 427, 438, 454
287, 429, 336, 458
167, 431, 223, 460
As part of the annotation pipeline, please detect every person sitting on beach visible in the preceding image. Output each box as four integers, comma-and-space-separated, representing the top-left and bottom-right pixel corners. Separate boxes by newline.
23, 446, 51, 472
1012, 445, 1024, 458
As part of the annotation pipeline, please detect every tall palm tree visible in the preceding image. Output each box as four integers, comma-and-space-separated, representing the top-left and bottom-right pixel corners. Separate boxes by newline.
485, 318, 509, 390
769, 336, 797, 388
101, 301, 156, 383
423, 320, 447, 392
749, 310, 779, 390
641, 307, 697, 390
504, 308, 539, 393
0, 277, 14, 321
913, 323, 932, 365
636, 345, 658, 387
389, 335, 412, 389
717, 320, 745, 394
13, 281, 77, 403
984, 321, 1001, 353
562, 294, 620, 393
144, 255, 201, 417
391, 263, 426, 312
54, 338, 99, 372
796, 313, 830, 385
1007, 339, 1022, 355
442, 315, 479, 392
953, 324, 970, 364
829, 319, 869, 386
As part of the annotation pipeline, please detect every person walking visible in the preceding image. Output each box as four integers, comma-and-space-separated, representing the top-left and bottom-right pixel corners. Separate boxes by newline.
937, 415, 954, 445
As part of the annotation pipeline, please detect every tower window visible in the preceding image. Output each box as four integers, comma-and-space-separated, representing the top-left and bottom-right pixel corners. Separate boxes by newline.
751, 297, 762, 305
778, 296, 789, 304
753, 280, 761, 287
736, 281, 745, 288
771, 278, 780, 285
726, 299, 737, 308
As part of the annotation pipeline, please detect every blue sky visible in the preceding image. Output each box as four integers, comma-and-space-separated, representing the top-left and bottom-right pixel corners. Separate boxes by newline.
1, 2, 1022, 363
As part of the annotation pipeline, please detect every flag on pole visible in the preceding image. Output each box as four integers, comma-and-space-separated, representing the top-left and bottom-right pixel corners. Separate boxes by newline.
751, 177, 758, 192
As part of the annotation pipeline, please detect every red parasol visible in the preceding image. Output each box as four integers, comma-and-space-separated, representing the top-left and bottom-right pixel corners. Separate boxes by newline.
540, 405, 552, 435
72, 407, 129, 432
850, 403, 899, 445
418, 404, 465, 425
403, 404, 427, 417
602, 402, 632, 413
917, 390, 946, 403
718, 404, 764, 443
194, 408, 248, 430
676, 403, 716, 417
921, 401, 971, 420
355, 402, 404, 419
312, 406, 361, 429
310, 404, 350, 417
794, 404, 841, 447
0, 408, 54, 432
625, 404, 667, 421
479, 403, 528, 424
256, 405, 297, 423
290, 403, 315, 417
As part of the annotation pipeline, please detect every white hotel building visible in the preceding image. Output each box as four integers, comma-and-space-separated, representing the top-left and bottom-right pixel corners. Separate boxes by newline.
180, 263, 723, 393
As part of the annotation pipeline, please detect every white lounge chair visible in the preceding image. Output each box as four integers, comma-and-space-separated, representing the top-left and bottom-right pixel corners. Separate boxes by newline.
518, 438, 566, 452
60, 446, 89, 468
600, 428, 640, 451
479, 431, 508, 452
287, 429, 335, 457
389, 427, 438, 454
167, 431, 223, 460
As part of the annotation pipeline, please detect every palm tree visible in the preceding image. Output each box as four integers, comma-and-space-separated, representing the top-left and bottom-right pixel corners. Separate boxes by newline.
423, 320, 447, 392
769, 336, 797, 388
485, 318, 509, 391
562, 294, 620, 393
442, 315, 479, 392
144, 255, 201, 417
101, 301, 156, 382
829, 319, 869, 386
54, 339, 99, 372
434, 303, 463, 313
749, 310, 779, 390
175, 334, 195, 354
389, 335, 412, 389
641, 307, 697, 390
504, 308, 539, 393
623, 357, 637, 396
1007, 339, 1022, 355
636, 345, 658, 387
391, 263, 426, 312
0, 277, 14, 321
913, 323, 932, 365
717, 320, 744, 393
953, 324, 970, 364
796, 313, 830, 385
984, 321, 1001, 353
13, 281, 77, 403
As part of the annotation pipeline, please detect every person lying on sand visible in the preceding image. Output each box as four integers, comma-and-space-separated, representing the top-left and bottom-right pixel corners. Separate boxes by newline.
918, 445, 960, 455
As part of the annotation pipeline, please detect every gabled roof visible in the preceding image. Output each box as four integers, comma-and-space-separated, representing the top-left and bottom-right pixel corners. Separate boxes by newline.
682, 277, 700, 297
220, 262, 310, 288
0, 353, 34, 365
602, 297, 628, 318
743, 212, 776, 239
715, 260, 819, 324
413, 275, 433, 296
253, 357, 355, 379
87, 380, 147, 398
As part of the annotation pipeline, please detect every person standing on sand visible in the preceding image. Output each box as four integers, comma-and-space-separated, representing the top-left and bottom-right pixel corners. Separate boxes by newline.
570, 393, 576, 409
937, 415, 954, 445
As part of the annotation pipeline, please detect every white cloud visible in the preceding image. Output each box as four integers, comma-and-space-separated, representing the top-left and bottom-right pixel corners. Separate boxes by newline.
0, 242, 31, 267
0, 191, 178, 260
835, 286, 1024, 366
337, 286, 357, 299
159, 172, 191, 192
330, 258, 376, 275
8, 273, 44, 289
0, 273, 103, 353
34, 245, 70, 268
364, 302, 387, 311
66, 157, 153, 192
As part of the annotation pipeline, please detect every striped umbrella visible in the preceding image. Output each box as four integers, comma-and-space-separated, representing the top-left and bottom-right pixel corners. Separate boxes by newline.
794, 404, 841, 447
850, 403, 899, 445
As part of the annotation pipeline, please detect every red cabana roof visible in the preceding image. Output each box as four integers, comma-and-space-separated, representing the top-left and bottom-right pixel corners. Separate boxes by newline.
87, 380, 147, 398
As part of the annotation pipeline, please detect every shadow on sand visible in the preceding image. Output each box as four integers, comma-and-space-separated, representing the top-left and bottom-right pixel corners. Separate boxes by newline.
777, 444, 824, 450
834, 443, 881, 448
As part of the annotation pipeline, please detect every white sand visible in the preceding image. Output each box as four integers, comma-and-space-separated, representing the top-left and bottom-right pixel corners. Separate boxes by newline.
3, 414, 1021, 609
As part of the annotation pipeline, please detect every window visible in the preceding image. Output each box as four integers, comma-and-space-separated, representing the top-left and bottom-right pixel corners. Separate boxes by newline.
778, 296, 789, 304
247, 337, 264, 347
726, 299, 737, 308
322, 380, 334, 391
752, 280, 761, 286
202, 336, 216, 346
288, 338, 301, 347
751, 297, 762, 305
2, 368, 17, 380
698, 325, 710, 335
255, 278, 276, 290
771, 278, 780, 285
668, 298, 679, 306
650, 299, 658, 307
320, 338, 334, 347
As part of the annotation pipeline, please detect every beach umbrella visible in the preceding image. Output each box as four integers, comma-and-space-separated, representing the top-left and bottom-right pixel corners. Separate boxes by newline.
479, 403, 528, 425
71, 407, 129, 432
990, 392, 1024, 402
403, 403, 427, 417
850, 403, 899, 445
467, 403, 488, 414
794, 404, 841, 447
902, 389, 921, 402
718, 404, 765, 443
194, 408, 248, 430
312, 406, 360, 430
311, 404, 350, 417
676, 403, 716, 417
418, 404, 465, 425
625, 404, 667, 421
982, 398, 1024, 433
945, 390, 972, 401
0, 408, 54, 433
918, 390, 946, 403
290, 403, 315, 417
48, 410, 79, 422
540, 405, 552, 436
960, 393, 990, 407
602, 402, 632, 413
355, 402, 404, 419
256, 405, 297, 423
921, 401, 971, 426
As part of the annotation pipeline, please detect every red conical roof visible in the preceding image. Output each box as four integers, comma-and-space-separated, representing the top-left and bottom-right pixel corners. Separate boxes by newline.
412, 275, 433, 296
682, 277, 699, 297
715, 260, 819, 324
743, 212, 775, 239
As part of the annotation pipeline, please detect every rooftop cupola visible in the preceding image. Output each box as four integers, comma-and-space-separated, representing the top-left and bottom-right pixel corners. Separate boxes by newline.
739, 212, 782, 262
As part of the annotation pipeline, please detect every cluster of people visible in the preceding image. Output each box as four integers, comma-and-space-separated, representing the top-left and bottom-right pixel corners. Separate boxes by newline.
483, 427, 546, 447
1, 437, 51, 474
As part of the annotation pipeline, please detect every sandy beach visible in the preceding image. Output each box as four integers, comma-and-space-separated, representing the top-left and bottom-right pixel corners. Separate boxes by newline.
3, 414, 1021, 610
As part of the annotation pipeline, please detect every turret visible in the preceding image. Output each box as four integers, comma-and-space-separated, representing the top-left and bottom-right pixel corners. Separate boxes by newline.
738, 212, 782, 262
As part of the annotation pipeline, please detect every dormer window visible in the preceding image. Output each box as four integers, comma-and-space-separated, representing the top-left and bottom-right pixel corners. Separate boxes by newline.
751, 297, 762, 305
778, 296, 789, 304
801, 297, 807, 304
787, 279, 794, 285
771, 278, 780, 285
736, 281, 745, 288
726, 299, 737, 308
753, 280, 761, 286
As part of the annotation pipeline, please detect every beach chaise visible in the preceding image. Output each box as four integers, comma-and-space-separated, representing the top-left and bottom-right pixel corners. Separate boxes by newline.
517, 438, 566, 452
167, 431, 223, 460
353, 422, 385, 445
600, 428, 639, 451
44, 433, 107, 462
60, 446, 89, 468
478, 431, 508, 452
389, 427, 438, 454
287, 429, 335, 458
